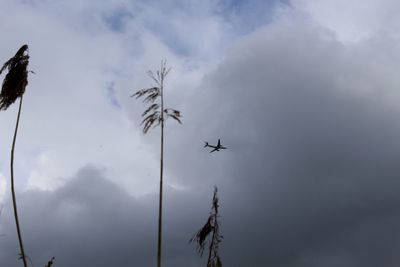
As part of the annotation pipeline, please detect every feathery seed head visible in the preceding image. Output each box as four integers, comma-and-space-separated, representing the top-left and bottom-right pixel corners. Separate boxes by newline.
0, 44, 30, 110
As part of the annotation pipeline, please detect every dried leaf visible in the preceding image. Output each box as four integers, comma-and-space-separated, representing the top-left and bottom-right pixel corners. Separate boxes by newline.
142, 103, 159, 117
164, 108, 182, 124
143, 91, 160, 103
141, 111, 160, 133
170, 115, 182, 124
190, 216, 213, 256
131, 87, 159, 99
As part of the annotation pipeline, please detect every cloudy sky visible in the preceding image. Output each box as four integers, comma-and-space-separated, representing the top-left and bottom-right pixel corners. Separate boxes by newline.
2, 0, 400, 266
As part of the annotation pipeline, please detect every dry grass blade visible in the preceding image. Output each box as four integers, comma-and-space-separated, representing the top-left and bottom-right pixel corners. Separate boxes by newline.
141, 111, 160, 133
144, 91, 160, 103
169, 114, 181, 124
0, 44, 29, 110
190, 217, 213, 256
131, 87, 160, 99
142, 103, 159, 117
164, 108, 182, 123
164, 108, 181, 116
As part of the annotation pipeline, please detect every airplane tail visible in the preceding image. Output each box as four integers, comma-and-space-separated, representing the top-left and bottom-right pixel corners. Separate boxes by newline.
204, 142, 209, 147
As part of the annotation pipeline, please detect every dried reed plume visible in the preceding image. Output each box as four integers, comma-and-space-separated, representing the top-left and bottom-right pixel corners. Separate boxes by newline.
131, 60, 182, 267
0, 44, 31, 267
190, 187, 223, 267
0, 44, 29, 110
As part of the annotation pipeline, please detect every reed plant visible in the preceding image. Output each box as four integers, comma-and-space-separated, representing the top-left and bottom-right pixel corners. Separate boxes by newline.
0, 44, 31, 267
132, 60, 182, 267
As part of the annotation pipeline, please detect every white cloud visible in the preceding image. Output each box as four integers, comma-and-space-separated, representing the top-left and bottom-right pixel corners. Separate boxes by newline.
292, 0, 400, 42
0, 0, 238, 197
0, 1, 149, 194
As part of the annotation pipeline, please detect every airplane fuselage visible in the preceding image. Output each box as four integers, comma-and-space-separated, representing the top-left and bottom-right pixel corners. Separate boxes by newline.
204, 139, 227, 152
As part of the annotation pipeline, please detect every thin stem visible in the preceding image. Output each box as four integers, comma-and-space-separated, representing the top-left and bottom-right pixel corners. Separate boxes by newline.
157, 70, 165, 267
206, 210, 218, 266
206, 224, 214, 266
11, 95, 27, 267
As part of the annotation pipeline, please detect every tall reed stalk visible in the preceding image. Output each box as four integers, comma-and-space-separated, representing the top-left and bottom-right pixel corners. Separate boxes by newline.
132, 60, 182, 267
0, 44, 31, 267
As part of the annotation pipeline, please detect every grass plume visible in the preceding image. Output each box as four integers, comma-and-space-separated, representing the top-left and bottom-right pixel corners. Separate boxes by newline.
0, 44, 31, 267
0, 44, 29, 110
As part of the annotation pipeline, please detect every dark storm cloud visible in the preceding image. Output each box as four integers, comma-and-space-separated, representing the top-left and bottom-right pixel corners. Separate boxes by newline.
165, 20, 400, 266
0, 166, 211, 267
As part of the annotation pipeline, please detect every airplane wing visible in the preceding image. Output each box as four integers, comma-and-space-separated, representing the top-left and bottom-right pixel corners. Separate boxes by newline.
217, 139, 221, 147
210, 147, 218, 153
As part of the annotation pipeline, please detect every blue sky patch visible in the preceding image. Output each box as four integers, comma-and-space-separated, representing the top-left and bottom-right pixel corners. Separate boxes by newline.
106, 82, 121, 108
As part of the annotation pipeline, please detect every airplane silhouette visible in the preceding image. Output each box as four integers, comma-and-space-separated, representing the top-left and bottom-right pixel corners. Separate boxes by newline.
204, 139, 227, 153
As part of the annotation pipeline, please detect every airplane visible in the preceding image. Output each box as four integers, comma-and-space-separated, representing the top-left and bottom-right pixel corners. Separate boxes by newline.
204, 139, 227, 153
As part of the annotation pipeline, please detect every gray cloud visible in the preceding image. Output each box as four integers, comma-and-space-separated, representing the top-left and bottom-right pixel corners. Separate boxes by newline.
0, 166, 212, 267
2, 1, 400, 267
163, 18, 400, 266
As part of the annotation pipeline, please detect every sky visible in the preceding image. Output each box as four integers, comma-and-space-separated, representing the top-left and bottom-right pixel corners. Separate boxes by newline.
2, 0, 400, 266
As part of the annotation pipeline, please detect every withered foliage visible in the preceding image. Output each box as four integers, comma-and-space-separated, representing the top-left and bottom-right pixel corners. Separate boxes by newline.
142, 110, 161, 133
192, 217, 213, 256
190, 187, 223, 267
0, 44, 30, 110
131, 60, 182, 133
164, 108, 182, 124
133, 87, 160, 103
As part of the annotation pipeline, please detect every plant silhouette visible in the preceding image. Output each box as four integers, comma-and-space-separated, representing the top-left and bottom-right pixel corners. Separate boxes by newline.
45, 256, 55, 267
132, 60, 182, 267
190, 187, 223, 267
0, 44, 31, 267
